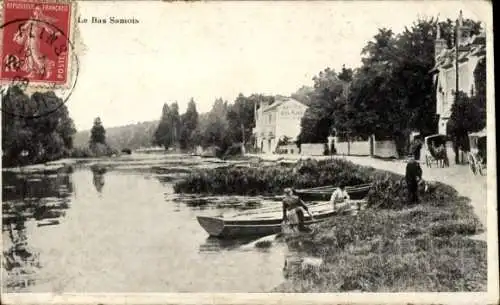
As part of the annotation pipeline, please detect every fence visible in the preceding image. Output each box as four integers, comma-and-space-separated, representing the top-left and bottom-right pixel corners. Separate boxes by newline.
300, 143, 326, 156
334, 138, 371, 156
276, 144, 300, 155
373, 140, 398, 158
334, 136, 398, 158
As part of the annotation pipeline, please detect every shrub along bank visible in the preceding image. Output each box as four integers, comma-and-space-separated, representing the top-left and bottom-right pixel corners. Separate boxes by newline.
174, 159, 375, 196
174, 158, 486, 292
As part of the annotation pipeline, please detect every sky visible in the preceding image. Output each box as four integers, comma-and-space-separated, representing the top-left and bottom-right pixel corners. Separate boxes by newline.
68, 0, 491, 131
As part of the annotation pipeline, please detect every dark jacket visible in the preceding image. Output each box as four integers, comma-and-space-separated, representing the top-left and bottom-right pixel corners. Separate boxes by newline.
282, 195, 309, 221
405, 160, 422, 183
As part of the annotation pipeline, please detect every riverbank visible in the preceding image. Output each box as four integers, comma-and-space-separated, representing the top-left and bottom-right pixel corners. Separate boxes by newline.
275, 202, 486, 292
173, 157, 486, 292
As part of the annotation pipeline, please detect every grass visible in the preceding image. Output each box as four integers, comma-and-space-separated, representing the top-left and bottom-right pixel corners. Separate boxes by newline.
275, 194, 486, 292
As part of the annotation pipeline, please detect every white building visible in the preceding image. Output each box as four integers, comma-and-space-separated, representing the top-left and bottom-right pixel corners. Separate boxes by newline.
252, 97, 308, 154
431, 16, 486, 135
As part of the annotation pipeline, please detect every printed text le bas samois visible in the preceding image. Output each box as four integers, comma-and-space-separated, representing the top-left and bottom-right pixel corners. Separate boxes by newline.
78, 16, 139, 24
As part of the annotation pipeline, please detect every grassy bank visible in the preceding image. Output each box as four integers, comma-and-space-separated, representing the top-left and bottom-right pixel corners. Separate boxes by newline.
174, 159, 375, 195
173, 158, 486, 292
274, 180, 486, 292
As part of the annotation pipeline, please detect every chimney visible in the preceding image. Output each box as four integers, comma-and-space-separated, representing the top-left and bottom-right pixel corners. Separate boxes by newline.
435, 22, 446, 59
457, 10, 471, 47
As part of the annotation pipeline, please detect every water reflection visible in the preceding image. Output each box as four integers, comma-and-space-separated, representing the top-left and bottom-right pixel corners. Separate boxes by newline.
199, 236, 262, 252
3, 222, 41, 290
92, 170, 106, 193
2, 170, 74, 291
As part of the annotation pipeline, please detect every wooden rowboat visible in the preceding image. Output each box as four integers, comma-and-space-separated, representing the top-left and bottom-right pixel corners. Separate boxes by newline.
294, 183, 372, 201
197, 200, 364, 238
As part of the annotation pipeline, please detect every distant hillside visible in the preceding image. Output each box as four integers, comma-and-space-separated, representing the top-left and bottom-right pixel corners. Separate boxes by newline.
73, 120, 159, 150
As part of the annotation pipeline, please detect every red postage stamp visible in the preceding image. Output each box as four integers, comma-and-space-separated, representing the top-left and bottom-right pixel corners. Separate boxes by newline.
0, 0, 74, 86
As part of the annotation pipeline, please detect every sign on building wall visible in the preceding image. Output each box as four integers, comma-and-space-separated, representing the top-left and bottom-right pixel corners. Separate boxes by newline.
279, 104, 306, 119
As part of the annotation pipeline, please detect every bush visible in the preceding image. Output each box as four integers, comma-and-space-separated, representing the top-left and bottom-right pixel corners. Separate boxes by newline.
174, 158, 377, 195
70, 144, 118, 158
366, 173, 460, 209
69, 147, 94, 158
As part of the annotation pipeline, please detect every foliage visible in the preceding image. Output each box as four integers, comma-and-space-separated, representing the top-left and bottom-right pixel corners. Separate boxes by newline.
153, 102, 181, 150
226, 94, 261, 147
174, 158, 377, 196
200, 98, 232, 150
446, 56, 486, 151
446, 90, 486, 151
296, 17, 483, 156
87, 117, 117, 157
179, 98, 199, 150
2, 86, 76, 167
298, 67, 350, 144
89, 117, 106, 145
73, 120, 158, 151
291, 86, 315, 107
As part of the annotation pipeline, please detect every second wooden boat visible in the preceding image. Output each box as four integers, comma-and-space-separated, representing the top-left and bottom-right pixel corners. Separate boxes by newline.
294, 183, 372, 201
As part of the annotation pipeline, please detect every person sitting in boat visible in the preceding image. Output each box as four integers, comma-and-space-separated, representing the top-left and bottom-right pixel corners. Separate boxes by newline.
329, 184, 350, 212
282, 188, 314, 232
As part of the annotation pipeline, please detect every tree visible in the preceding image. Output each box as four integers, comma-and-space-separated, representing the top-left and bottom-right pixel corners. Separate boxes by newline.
204, 99, 229, 147
90, 117, 106, 145
291, 85, 315, 106
153, 103, 173, 149
298, 67, 349, 144
226, 93, 262, 151
342, 18, 483, 154
2, 86, 76, 166
169, 102, 181, 148
179, 98, 199, 150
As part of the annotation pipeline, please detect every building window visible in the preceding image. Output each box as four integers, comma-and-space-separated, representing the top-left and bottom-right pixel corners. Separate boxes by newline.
268, 114, 272, 123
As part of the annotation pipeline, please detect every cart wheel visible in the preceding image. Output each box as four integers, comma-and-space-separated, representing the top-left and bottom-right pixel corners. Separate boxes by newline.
468, 155, 477, 175
477, 165, 485, 176
478, 160, 486, 176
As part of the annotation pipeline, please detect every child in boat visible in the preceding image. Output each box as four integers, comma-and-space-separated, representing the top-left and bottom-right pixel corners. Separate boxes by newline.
329, 184, 350, 212
282, 188, 314, 232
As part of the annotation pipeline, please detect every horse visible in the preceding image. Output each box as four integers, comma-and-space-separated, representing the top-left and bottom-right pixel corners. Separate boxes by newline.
431, 143, 449, 168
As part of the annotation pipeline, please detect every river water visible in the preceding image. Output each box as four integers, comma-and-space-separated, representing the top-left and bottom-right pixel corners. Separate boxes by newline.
2, 153, 287, 292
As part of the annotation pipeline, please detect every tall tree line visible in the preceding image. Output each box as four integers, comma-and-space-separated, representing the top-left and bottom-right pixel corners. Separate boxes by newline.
296, 17, 484, 154
152, 94, 273, 154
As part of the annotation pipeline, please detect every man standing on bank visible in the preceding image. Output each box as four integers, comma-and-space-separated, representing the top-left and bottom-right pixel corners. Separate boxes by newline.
282, 188, 314, 232
405, 155, 423, 204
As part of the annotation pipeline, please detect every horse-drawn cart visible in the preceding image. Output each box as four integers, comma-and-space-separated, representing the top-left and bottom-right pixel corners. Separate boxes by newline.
424, 134, 449, 168
468, 129, 487, 176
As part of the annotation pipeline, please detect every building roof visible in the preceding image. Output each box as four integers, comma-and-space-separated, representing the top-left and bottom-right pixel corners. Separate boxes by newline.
431, 33, 486, 74
262, 97, 306, 113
